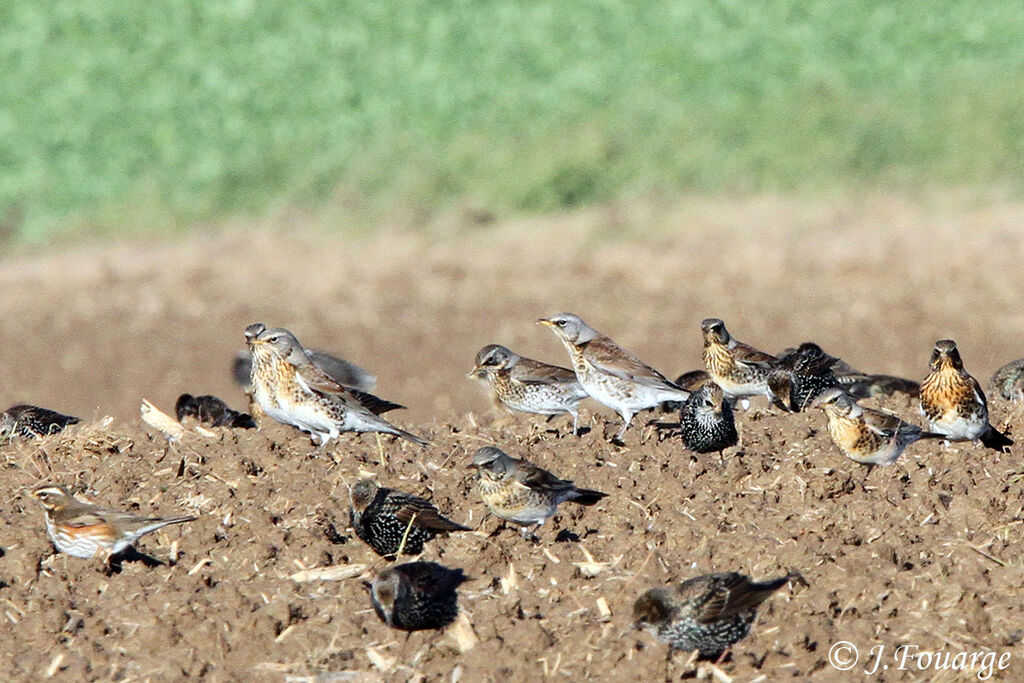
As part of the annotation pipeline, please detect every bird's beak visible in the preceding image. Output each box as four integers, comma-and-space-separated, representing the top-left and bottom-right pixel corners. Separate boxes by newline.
466, 462, 479, 469
466, 365, 484, 379
360, 580, 372, 591
537, 318, 554, 328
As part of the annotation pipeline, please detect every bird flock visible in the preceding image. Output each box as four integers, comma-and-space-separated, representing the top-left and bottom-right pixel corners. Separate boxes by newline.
7, 312, 1021, 664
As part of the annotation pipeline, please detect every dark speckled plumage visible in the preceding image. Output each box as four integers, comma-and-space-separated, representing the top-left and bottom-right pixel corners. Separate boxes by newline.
679, 384, 737, 453
0, 404, 79, 441
768, 343, 843, 412
176, 394, 256, 429
368, 561, 466, 631
770, 343, 919, 412
634, 572, 795, 658
989, 359, 1024, 402
350, 480, 468, 558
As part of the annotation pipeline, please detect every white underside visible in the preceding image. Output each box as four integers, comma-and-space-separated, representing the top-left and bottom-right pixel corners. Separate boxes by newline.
930, 413, 986, 441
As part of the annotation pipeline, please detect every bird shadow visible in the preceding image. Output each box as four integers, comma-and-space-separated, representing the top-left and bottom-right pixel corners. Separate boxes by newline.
105, 548, 165, 574
554, 529, 580, 543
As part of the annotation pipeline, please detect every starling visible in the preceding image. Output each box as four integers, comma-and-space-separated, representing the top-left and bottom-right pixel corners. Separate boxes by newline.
634, 571, 795, 659
767, 343, 842, 412
245, 323, 428, 447
469, 344, 589, 433
920, 340, 1012, 452
175, 394, 256, 429
770, 343, 919, 411
989, 358, 1024, 402
0, 404, 79, 441
538, 313, 690, 441
469, 446, 607, 532
349, 479, 469, 558
367, 561, 466, 631
680, 383, 738, 454
812, 388, 944, 465
700, 319, 777, 404
232, 348, 376, 394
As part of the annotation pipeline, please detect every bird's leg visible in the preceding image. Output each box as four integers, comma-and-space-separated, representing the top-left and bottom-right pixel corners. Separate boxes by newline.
570, 410, 580, 437
714, 646, 732, 665
614, 411, 634, 444
859, 463, 875, 491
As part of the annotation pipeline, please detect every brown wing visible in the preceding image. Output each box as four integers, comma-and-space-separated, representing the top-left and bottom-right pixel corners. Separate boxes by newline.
295, 359, 354, 396
62, 509, 116, 528
514, 458, 575, 494
511, 357, 579, 385
391, 493, 469, 532
861, 407, 910, 439
584, 337, 680, 390
675, 370, 712, 391
732, 342, 777, 368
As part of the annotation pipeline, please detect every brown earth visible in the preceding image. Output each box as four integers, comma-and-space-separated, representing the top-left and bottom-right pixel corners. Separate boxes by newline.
1, 192, 1023, 682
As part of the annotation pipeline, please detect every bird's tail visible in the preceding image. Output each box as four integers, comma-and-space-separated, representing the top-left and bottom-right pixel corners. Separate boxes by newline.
571, 488, 608, 506
981, 426, 1013, 452
390, 427, 430, 448
139, 516, 197, 536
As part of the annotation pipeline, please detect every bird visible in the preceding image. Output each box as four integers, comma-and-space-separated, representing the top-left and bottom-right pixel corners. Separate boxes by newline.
468, 446, 607, 533
30, 484, 195, 562
769, 343, 919, 412
812, 388, 944, 465
679, 383, 738, 454
232, 348, 376, 394
700, 318, 777, 406
989, 359, 1024, 402
349, 479, 469, 558
175, 394, 256, 429
0, 404, 79, 441
767, 343, 842, 412
919, 339, 1013, 452
468, 344, 589, 433
244, 323, 428, 447
658, 370, 714, 413
367, 561, 466, 631
538, 313, 690, 441
633, 571, 796, 660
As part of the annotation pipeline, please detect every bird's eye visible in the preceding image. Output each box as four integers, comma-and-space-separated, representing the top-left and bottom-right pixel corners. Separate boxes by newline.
556, 320, 566, 327
268, 335, 279, 343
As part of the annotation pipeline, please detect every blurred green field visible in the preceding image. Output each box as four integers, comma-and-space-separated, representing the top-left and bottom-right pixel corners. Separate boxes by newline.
2, 1, 1024, 240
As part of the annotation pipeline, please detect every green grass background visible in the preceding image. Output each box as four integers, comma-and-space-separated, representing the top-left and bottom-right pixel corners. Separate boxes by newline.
3, 1, 1024, 240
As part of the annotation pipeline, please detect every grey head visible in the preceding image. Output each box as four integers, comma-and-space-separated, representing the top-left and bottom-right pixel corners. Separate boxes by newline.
700, 318, 731, 345
469, 446, 515, 475
811, 387, 856, 415
245, 324, 310, 365
472, 344, 521, 373
537, 313, 598, 345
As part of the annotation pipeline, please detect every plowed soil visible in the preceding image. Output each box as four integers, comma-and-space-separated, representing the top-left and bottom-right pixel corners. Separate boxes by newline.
2, 194, 1023, 682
